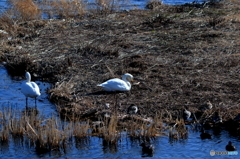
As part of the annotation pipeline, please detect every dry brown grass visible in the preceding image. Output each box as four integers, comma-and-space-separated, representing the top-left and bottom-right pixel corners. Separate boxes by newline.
73, 120, 90, 137
0, 106, 166, 152
126, 114, 162, 142
168, 119, 188, 142
146, 0, 162, 10
94, 0, 124, 13
9, 0, 41, 20
41, 0, 86, 19
102, 115, 119, 144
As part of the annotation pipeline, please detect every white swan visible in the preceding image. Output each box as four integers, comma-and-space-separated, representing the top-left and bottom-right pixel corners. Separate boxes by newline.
97, 73, 133, 91
21, 72, 41, 107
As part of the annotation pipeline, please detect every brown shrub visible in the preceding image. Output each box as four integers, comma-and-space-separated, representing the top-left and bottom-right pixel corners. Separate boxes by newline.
10, 0, 41, 20
44, 0, 85, 18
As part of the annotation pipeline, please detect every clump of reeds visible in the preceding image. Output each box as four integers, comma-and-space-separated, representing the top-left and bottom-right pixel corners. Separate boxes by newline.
168, 119, 188, 142
126, 114, 162, 142
102, 115, 119, 145
0, 15, 14, 36
40, 0, 85, 19
145, 0, 162, 10
90, 0, 129, 15
26, 116, 70, 153
48, 80, 74, 105
73, 120, 90, 138
9, 0, 41, 20
0, 107, 72, 153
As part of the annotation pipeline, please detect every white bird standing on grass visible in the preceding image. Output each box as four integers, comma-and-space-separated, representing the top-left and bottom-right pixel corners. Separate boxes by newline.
21, 72, 41, 108
97, 73, 134, 92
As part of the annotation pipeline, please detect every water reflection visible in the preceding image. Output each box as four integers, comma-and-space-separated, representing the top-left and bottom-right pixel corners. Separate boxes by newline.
0, 122, 239, 158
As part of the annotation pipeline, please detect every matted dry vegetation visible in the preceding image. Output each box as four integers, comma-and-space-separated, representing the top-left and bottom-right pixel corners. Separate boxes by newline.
1, 0, 240, 138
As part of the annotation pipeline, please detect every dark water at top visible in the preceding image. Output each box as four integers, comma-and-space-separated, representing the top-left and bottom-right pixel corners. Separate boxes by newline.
0, 0, 214, 12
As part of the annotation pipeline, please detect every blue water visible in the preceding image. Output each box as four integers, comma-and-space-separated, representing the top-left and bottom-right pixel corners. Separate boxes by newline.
0, 129, 239, 158
0, 0, 213, 12
162, 0, 207, 5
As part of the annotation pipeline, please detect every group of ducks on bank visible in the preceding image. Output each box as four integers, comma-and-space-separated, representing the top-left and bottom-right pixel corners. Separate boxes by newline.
21, 72, 237, 156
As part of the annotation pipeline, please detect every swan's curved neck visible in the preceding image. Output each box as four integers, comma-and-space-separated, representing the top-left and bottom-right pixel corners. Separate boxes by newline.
26, 72, 31, 82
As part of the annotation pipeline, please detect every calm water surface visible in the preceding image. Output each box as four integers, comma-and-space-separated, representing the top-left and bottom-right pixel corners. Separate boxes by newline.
0, 66, 239, 158
0, 129, 239, 158
0, 0, 217, 11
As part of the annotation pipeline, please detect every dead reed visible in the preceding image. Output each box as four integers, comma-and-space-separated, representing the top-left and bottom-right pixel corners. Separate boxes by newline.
0, 105, 165, 153
73, 120, 90, 138
168, 119, 188, 142
2, 0, 131, 21
102, 115, 119, 145
40, 0, 86, 19
126, 114, 162, 142
9, 0, 41, 20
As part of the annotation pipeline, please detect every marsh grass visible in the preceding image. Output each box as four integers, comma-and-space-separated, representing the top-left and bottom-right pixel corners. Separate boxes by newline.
146, 0, 162, 10
126, 114, 162, 142
0, 105, 166, 153
49, 80, 74, 105
168, 119, 188, 142
94, 0, 128, 14
73, 120, 90, 138
2, 0, 130, 20
40, 0, 86, 19
9, 0, 41, 20
102, 115, 119, 145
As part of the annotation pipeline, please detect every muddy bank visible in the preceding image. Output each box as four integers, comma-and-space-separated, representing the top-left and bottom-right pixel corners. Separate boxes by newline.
1, 1, 240, 133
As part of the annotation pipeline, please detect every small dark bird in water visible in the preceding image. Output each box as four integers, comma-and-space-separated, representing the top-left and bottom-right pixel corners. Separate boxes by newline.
127, 104, 138, 115
200, 130, 212, 139
212, 112, 222, 123
140, 142, 154, 157
226, 141, 236, 151
183, 108, 191, 121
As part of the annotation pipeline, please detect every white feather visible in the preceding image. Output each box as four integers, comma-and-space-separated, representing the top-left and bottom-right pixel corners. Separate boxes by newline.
21, 72, 40, 106
97, 73, 133, 92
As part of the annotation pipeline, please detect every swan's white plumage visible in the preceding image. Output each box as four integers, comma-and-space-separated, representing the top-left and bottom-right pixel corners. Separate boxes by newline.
21, 72, 40, 106
97, 73, 133, 92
